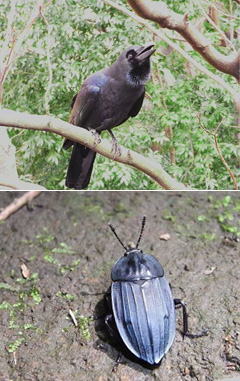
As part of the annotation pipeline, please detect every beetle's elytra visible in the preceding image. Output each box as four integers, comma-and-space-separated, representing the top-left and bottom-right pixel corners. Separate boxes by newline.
102, 216, 207, 366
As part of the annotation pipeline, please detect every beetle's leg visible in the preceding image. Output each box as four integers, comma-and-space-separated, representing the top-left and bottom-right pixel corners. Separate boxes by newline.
104, 289, 111, 307
104, 314, 116, 338
104, 314, 124, 347
174, 299, 208, 338
93, 313, 107, 320
93, 289, 111, 321
112, 353, 127, 372
174, 299, 188, 335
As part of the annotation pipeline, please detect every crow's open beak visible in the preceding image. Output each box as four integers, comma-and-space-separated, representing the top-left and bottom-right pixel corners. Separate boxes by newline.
136, 43, 155, 61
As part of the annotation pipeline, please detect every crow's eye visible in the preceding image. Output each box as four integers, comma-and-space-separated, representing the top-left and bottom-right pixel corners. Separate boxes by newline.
126, 50, 135, 60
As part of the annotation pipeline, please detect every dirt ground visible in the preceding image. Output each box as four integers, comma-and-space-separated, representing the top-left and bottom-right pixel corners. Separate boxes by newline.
0, 191, 239, 381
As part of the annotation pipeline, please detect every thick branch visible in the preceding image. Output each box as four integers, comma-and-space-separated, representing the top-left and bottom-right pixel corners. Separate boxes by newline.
0, 108, 189, 190
0, 126, 45, 190
127, 0, 240, 82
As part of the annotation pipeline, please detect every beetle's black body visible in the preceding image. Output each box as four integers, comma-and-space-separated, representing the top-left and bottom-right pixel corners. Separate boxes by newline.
102, 217, 207, 366
111, 249, 176, 365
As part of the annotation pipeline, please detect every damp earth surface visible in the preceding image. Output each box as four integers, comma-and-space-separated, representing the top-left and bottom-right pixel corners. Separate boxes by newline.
0, 191, 240, 381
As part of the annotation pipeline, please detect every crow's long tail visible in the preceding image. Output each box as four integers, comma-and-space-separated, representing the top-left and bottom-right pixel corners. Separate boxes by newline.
65, 143, 96, 189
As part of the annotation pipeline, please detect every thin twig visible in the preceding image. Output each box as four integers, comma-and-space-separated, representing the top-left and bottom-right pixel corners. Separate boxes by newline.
202, 0, 240, 21
0, 0, 17, 103
198, 114, 238, 190
195, 1, 235, 51
0, 0, 52, 101
13, 352, 17, 365
40, 7, 53, 114
0, 191, 42, 221
0, 182, 18, 190
0, 0, 17, 69
69, 310, 78, 327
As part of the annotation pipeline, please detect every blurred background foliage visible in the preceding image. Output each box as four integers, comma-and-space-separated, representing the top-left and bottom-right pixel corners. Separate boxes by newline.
0, 0, 239, 189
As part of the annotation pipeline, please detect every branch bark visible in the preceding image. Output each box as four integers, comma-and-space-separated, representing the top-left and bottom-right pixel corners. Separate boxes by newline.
0, 191, 42, 221
0, 126, 45, 190
126, 0, 240, 82
0, 108, 189, 190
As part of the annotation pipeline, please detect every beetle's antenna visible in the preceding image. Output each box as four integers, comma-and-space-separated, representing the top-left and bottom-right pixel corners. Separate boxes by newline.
136, 216, 146, 249
108, 223, 128, 251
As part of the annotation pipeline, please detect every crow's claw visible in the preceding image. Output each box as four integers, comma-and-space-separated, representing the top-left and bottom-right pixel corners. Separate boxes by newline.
89, 128, 101, 147
109, 130, 121, 160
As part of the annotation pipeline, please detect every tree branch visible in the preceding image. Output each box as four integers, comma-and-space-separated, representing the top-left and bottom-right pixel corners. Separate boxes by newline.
102, 0, 239, 104
40, 5, 53, 114
0, 108, 189, 190
125, 0, 240, 82
195, 1, 235, 50
0, 0, 52, 101
0, 191, 42, 221
0, 126, 46, 190
198, 115, 238, 190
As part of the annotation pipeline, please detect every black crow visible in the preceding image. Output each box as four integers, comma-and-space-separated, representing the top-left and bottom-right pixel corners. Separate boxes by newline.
63, 43, 155, 189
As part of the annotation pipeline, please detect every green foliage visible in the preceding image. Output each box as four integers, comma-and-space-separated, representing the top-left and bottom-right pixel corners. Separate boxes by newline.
36, 228, 55, 244
56, 291, 75, 300
0, 272, 42, 352
0, 301, 12, 309
7, 338, 25, 353
44, 253, 61, 265
77, 315, 93, 340
60, 259, 80, 274
0, 283, 18, 292
197, 215, 207, 222
52, 242, 75, 255
29, 287, 42, 304
207, 195, 240, 235
1, 0, 239, 189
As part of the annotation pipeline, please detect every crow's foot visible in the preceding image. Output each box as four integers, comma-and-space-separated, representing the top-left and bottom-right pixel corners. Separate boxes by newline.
109, 130, 121, 160
89, 128, 101, 148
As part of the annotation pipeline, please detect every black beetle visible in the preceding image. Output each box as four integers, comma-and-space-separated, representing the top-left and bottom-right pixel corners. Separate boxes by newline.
102, 216, 207, 366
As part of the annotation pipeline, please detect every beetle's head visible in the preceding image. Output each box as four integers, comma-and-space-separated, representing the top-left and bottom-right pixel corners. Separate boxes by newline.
124, 246, 143, 257
124, 241, 143, 256
108, 216, 146, 254
111, 247, 164, 281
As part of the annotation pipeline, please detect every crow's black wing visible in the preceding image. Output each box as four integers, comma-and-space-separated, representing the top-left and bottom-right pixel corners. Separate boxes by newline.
129, 89, 145, 117
70, 93, 77, 109
70, 82, 101, 126
63, 82, 100, 149
111, 89, 146, 130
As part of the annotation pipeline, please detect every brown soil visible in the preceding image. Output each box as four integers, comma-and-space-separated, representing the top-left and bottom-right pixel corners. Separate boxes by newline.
0, 191, 239, 381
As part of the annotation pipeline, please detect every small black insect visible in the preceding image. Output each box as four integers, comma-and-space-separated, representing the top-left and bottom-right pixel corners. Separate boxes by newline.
222, 234, 240, 246
101, 216, 207, 366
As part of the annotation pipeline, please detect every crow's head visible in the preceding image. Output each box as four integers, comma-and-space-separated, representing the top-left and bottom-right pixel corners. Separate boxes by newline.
117, 43, 155, 86
125, 43, 155, 66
